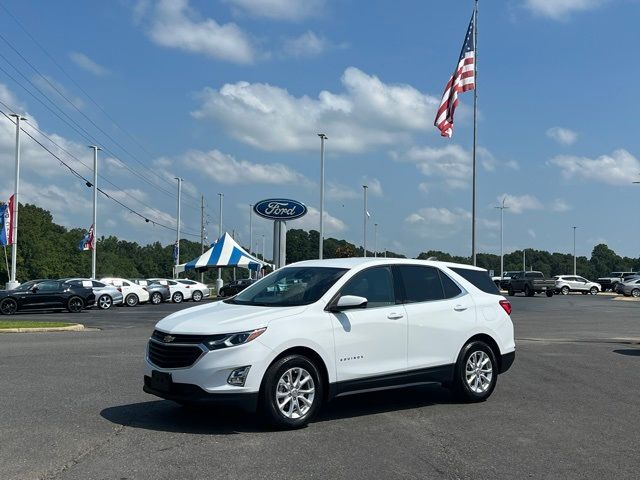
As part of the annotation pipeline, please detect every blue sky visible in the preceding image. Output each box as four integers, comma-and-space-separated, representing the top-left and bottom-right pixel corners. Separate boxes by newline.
1, 0, 639, 260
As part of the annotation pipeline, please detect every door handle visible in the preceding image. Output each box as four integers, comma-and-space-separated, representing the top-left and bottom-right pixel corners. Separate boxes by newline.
453, 305, 468, 312
387, 313, 404, 320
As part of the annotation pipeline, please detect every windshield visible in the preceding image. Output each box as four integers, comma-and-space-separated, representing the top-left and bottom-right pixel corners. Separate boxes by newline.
14, 280, 38, 292
227, 267, 348, 307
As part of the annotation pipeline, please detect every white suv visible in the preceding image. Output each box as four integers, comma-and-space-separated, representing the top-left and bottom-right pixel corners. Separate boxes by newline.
144, 259, 515, 428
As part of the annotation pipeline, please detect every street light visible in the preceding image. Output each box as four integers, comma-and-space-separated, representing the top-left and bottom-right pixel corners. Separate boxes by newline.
494, 197, 509, 279
318, 133, 327, 259
572, 226, 577, 275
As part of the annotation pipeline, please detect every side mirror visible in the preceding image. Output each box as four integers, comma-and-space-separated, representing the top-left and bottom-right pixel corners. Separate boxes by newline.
30, 285, 39, 292
330, 295, 368, 312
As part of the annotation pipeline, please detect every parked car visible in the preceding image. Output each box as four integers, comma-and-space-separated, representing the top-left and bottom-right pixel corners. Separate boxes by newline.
597, 272, 636, 292
0, 279, 95, 315
143, 258, 515, 429
175, 279, 210, 302
553, 276, 601, 295
100, 277, 150, 306
61, 278, 124, 310
499, 271, 520, 290
614, 274, 640, 293
132, 280, 171, 305
621, 278, 640, 297
218, 278, 256, 297
508, 271, 555, 297
147, 279, 193, 303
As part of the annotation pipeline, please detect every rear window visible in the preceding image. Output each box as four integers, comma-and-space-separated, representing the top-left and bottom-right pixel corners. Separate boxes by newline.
450, 268, 500, 295
525, 272, 543, 278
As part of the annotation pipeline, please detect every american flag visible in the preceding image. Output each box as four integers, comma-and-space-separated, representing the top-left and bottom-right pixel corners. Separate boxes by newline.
434, 13, 476, 138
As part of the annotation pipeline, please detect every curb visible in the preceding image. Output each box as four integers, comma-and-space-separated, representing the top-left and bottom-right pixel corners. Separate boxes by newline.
0, 323, 85, 334
612, 297, 640, 302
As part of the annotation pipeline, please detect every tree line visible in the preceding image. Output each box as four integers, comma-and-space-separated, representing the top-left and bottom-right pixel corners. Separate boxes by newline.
0, 204, 637, 285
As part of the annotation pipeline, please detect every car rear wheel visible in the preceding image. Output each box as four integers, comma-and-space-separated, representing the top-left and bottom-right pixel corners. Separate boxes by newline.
260, 355, 323, 429
150, 292, 163, 305
452, 341, 497, 402
524, 285, 534, 297
97, 294, 113, 310
507, 286, 515, 296
192, 290, 203, 302
172, 292, 183, 303
67, 296, 84, 313
546, 290, 554, 297
125, 293, 139, 307
561, 286, 570, 295
632, 289, 640, 298
0, 298, 18, 315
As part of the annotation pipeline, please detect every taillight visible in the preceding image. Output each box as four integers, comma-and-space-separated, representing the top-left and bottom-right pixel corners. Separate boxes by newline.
499, 299, 512, 315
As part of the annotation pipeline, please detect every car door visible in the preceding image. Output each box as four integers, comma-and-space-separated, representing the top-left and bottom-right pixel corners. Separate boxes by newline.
30, 281, 62, 309
575, 277, 589, 291
330, 266, 407, 382
400, 265, 476, 369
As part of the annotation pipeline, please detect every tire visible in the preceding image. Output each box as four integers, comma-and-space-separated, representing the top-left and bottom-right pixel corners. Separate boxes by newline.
524, 285, 534, 297
546, 290, 554, 297
97, 294, 113, 310
192, 290, 203, 302
150, 292, 163, 305
260, 354, 323, 429
632, 289, 640, 298
67, 296, 84, 313
589, 287, 598, 295
125, 293, 139, 307
508, 286, 515, 297
452, 340, 498, 402
561, 286, 570, 295
0, 298, 18, 315
172, 292, 184, 303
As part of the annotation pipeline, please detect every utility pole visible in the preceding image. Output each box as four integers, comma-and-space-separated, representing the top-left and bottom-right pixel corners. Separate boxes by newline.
200, 195, 205, 283
363, 185, 368, 257
89, 146, 101, 279
495, 197, 509, 279
249, 204, 253, 279
8, 114, 26, 289
262, 234, 266, 262
572, 226, 577, 275
216, 193, 224, 294
374, 223, 378, 258
523, 249, 526, 272
174, 177, 182, 278
318, 133, 327, 259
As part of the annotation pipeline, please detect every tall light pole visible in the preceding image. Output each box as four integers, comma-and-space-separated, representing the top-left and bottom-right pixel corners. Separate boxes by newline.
262, 234, 266, 262
89, 146, 101, 279
318, 133, 327, 259
249, 204, 253, 279
523, 248, 526, 272
216, 193, 224, 293
174, 177, 183, 278
8, 114, 26, 288
495, 197, 509, 278
572, 226, 577, 275
200, 195, 205, 283
363, 185, 369, 257
374, 223, 378, 258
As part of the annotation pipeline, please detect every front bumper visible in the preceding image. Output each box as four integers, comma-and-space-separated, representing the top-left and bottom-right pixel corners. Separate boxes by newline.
143, 376, 259, 412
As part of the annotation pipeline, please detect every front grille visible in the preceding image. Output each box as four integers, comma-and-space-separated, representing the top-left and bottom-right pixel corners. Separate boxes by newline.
151, 330, 209, 344
147, 340, 204, 368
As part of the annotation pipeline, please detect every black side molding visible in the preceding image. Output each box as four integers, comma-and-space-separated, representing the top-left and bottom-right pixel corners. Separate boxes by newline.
499, 351, 515, 374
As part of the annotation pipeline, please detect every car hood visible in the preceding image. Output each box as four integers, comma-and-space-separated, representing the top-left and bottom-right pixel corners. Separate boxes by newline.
155, 300, 308, 335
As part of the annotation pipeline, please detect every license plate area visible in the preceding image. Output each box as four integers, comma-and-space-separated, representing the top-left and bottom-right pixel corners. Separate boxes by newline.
151, 370, 172, 392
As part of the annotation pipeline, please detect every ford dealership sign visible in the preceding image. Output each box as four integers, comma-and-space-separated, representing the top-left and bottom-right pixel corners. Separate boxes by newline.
254, 199, 307, 221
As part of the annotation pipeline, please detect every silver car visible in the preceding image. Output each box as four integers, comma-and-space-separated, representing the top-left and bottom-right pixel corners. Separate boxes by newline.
62, 278, 124, 310
554, 275, 601, 295
621, 278, 640, 297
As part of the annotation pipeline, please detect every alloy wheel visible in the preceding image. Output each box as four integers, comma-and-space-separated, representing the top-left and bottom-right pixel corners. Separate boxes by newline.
151, 292, 162, 304
0, 298, 18, 315
173, 292, 183, 303
465, 351, 493, 394
68, 297, 84, 313
192, 291, 202, 302
632, 289, 640, 298
98, 295, 112, 310
276, 367, 315, 419
561, 286, 569, 295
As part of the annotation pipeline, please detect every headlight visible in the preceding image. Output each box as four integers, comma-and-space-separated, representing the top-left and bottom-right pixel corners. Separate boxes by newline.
204, 327, 266, 350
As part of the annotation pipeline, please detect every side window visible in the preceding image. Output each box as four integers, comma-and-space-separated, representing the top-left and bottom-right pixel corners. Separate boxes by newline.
450, 268, 500, 295
398, 265, 444, 303
92, 281, 106, 288
439, 270, 463, 299
122, 281, 131, 287
38, 281, 60, 292
341, 266, 395, 308
168, 280, 177, 285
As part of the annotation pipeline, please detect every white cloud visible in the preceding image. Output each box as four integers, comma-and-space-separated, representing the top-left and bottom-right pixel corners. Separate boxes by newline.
69, 52, 110, 76
326, 182, 358, 200
418, 182, 429, 194
32, 75, 84, 110
551, 198, 572, 212
524, 0, 604, 20
546, 126, 578, 146
145, 0, 255, 64
192, 67, 439, 153
527, 228, 537, 239
180, 149, 309, 185
405, 207, 471, 239
549, 149, 640, 186
225, 0, 324, 21
363, 177, 383, 196
290, 206, 346, 234
497, 194, 544, 214
282, 31, 327, 58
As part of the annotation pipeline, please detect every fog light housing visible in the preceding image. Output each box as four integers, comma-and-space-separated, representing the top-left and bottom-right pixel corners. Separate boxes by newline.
227, 366, 251, 386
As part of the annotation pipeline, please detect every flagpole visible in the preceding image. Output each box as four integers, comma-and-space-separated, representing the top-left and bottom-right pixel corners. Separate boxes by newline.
9, 114, 25, 288
471, 0, 478, 266
89, 146, 100, 279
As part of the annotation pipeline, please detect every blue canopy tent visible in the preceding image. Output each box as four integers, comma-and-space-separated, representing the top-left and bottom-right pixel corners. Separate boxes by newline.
175, 232, 271, 274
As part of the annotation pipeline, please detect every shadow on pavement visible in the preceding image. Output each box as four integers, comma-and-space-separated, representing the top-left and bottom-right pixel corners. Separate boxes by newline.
101, 384, 455, 434
613, 349, 640, 357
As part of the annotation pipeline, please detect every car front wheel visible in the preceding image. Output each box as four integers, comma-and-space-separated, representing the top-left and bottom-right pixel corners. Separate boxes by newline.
632, 288, 640, 298
125, 294, 139, 307
260, 355, 323, 429
172, 292, 183, 303
589, 287, 598, 295
452, 341, 498, 402
0, 298, 18, 315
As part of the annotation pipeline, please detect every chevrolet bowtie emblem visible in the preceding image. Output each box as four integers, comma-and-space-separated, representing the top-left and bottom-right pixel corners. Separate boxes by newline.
163, 335, 176, 343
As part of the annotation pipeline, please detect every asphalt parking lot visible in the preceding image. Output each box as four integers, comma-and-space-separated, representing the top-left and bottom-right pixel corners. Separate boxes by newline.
2, 295, 639, 480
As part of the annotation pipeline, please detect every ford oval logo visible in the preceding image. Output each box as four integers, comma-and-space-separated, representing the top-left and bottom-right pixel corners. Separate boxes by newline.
254, 199, 308, 220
